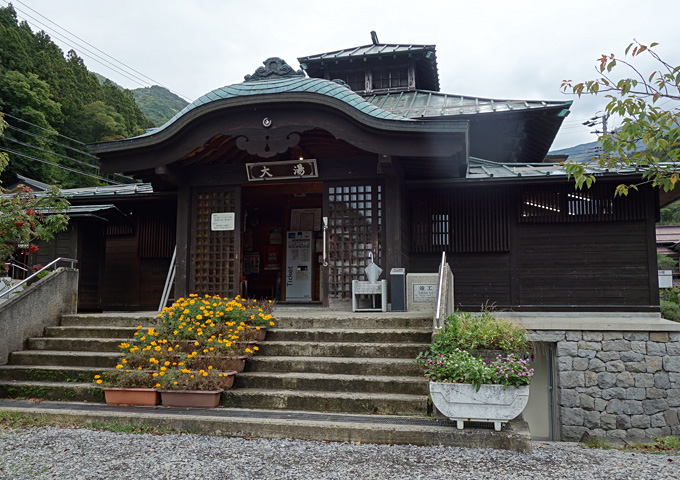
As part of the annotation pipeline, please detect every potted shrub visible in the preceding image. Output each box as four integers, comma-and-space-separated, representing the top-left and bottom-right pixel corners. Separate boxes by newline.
417, 311, 534, 431
94, 369, 160, 406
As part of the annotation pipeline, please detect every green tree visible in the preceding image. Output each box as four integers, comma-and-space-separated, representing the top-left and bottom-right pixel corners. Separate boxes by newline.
0, 112, 69, 273
561, 40, 680, 195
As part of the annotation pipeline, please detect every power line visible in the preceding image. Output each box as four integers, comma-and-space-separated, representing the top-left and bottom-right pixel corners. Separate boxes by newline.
3, 113, 87, 147
0, 146, 122, 184
1, 136, 134, 184
7, 6, 157, 92
6, 123, 99, 160
5, 0, 191, 101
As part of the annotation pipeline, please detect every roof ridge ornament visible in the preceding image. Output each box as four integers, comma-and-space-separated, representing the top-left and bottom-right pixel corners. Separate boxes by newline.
244, 57, 306, 82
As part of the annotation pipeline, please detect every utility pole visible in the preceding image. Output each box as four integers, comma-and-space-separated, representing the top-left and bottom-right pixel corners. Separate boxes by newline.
582, 113, 610, 136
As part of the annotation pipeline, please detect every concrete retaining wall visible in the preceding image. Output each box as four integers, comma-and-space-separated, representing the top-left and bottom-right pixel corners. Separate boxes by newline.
531, 329, 680, 441
0, 268, 78, 364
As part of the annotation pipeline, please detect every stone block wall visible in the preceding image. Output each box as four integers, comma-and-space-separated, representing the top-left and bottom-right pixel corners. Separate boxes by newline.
530, 330, 680, 442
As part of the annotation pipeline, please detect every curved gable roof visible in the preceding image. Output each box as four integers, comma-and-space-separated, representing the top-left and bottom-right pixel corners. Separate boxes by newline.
137, 65, 410, 140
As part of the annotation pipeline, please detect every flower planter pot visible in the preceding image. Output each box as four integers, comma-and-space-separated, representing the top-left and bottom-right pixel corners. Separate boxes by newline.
102, 388, 160, 406
429, 382, 530, 431
160, 389, 224, 408
252, 327, 267, 341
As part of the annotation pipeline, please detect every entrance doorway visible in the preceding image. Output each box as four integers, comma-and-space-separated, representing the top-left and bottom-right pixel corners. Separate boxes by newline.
241, 182, 323, 303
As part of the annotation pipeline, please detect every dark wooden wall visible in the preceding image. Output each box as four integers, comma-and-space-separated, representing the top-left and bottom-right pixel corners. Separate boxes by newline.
33, 222, 104, 311
101, 198, 176, 310
408, 181, 658, 311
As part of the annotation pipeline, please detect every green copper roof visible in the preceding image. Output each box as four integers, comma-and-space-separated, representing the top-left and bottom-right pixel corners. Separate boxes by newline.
140, 60, 410, 138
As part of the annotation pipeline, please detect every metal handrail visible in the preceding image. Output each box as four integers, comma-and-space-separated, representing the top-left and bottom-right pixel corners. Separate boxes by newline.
0, 257, 78, 300
158, 246, 176, 313
434, 251, 447, 331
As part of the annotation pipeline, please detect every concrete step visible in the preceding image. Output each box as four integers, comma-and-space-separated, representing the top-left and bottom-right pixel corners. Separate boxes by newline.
234, 372, 428, 395
0, 380, 104, 402
26, 337, 127, 353
0, 365, 108, 383
9, 350, 120, 368
273, 315, 431, 330
0, 399, 533, 452
44, 326, 139, 339
60, 313, 156, 328
266, 328, 431, 343
221, 388, 429, 415
257, 341, 426, 358
246, 356, 423, 376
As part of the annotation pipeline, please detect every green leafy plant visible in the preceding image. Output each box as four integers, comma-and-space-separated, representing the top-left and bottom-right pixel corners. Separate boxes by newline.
93, 369, 156, 389
660, 300, 680, 322
561, 40, 680, 196
658, 253, 677, 270
419, 349, 492, 389
156, 367, 232, 391
429, 311, 530, 355
416, 310, 534, 389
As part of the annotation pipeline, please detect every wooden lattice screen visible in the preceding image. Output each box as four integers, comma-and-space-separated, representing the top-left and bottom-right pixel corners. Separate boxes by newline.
191, 189, 239, 297
518, 184, 646, 223
411, 187, 509, 253
326, 183, 382, 300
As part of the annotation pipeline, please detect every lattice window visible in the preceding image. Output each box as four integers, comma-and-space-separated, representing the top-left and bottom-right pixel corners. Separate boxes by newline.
519, 184, 644, 223
328, 69, 365, 91
327, 183, 382, 300
372, 66, 409, 90
411, 187, 508, 253
192, 190, 237, 297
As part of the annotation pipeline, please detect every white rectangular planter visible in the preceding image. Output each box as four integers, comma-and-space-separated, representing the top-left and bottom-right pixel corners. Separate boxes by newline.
429, 382, 530, 431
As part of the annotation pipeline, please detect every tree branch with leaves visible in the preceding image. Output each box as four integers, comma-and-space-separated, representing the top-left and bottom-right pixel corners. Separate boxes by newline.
561, 40, 680, 195
0, 112, 69, 275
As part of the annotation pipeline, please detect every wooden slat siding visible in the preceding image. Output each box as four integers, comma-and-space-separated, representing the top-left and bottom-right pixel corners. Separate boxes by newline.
101, 234, 140, 308
138, 200, 176, 258
401, 186, 411, 270
410, 186, 509, 254
410, 252, 512, 308
77, 223, 104, 311
138, 258, 172, 309
515, 221, 651, 306
106, 224, 134, 235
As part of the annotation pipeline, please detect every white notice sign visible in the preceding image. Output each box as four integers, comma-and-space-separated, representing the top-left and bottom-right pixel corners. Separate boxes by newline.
413, 284, 437, 303
211, 212, 235, 231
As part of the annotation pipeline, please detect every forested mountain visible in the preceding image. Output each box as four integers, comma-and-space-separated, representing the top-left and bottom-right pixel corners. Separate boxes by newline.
132, 85, 188, 127
0, 4, 153, 187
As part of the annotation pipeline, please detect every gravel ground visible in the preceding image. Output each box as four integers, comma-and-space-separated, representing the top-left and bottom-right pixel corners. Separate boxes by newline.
0, 427, 678, 480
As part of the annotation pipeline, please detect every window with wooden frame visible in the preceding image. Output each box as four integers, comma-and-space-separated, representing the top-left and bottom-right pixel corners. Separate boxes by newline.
519, 184, 644, 223
371, 65, 409, 91
411, 187, 509, 253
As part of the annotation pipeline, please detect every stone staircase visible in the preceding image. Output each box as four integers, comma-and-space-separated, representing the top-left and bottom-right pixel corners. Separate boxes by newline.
0, 310, 433, 416
0, 313, 154, 402
226, 311, 431, 415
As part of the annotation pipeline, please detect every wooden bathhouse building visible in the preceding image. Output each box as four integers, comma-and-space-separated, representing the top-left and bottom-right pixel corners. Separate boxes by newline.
60, 36, 663, 313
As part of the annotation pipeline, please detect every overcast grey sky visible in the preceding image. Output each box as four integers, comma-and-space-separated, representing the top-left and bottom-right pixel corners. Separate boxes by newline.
5, 0, 680, 151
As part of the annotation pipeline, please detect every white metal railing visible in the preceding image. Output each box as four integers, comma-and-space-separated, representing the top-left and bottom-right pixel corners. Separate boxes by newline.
158, 246, 176, 313
0, 257, 78, 300
434, 251, 454, 332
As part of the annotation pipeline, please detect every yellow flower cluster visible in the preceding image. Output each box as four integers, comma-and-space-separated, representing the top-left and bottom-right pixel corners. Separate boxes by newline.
95, 294, 275, 391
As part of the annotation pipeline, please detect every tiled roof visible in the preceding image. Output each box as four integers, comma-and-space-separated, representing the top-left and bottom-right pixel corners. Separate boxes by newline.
139, 76, 410, 139
298, 43, 436, 62
365, 90, 572, 118
467, 158, 640, 180
60, 183, 154, 198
